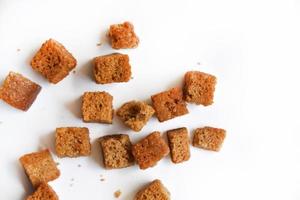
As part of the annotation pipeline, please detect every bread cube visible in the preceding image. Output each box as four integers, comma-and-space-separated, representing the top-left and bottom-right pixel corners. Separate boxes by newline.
19, 149, 60, 188
30, 39, 77, 84
0, 72, 41, 111
151, 87, 188, 122
184, 71, 217, 106
108, 21, 139, 49
81, 91, 114, 124
26, 183, 58, 200
192, 126, 226, 151
99, 134, 134, 169
117, 101, 155, 132
167, 127, 190, 164
135, 179, 170, 200
55, 127, 91, 157
93, 53, 131, 84
132, 132, 169, 170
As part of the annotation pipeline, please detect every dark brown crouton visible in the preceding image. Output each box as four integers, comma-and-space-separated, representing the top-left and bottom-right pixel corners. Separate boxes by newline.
19, 149, 60, 188
81, 91, 114, 124
184, 71, 217, 106
93, 53, 131, 84
167, 127, 190, 163
135, 179, 170, 200
30, 39, 77, 84
99, 134, 134, 169
192, 126, 226, 151
151, 87, 188, 122
0, 72, 41, 111
132, 132, 169, 170
55, 127, 91, 157
26, 183, 58, 200
108, 21, 139, 49
117, 101, 155, 132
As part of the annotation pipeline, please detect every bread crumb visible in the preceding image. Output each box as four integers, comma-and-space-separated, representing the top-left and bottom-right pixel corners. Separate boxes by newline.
56, 162, 60, 166
197, 62, 201, 65
114, 190, 121, 198
100, 178, 105, 182
69, 183, 73, 187
71, 178, 74, 182
77, 164, 81, 167
97, 42, 102, 46
72, 70, 76, 74
17, 49, 21, 52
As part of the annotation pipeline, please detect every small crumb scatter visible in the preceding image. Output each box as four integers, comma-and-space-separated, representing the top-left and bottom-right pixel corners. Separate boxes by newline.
114, 190, 121, 198
17, 49, 21, 52
77, 164, 81, 167
100, 178, 105, 182
97, 42, 102, 46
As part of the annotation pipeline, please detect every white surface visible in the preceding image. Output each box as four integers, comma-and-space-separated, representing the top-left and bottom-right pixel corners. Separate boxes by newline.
0, 0, 299, 199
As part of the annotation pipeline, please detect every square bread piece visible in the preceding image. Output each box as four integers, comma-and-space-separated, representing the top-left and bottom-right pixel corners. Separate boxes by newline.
55, 127, 91, 157
132, 132, 169, 170
19, 149, 60, 188
0, 72, 41, 111
167, 127, 190, 164
30, 39, 77, 84
99, 134, 134, 169
135, 179, 170, 200
184, 71, 217, 106
151, 87, 188, 122
193, 126, 226, 151
117, 101, 155, 132
93, 53, 131, 84
108, 21, 139, 49
26, 183, 58, 200
81, 91, 114, 124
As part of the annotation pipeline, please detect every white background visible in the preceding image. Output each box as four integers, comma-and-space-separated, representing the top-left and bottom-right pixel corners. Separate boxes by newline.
0, 0, 299, 199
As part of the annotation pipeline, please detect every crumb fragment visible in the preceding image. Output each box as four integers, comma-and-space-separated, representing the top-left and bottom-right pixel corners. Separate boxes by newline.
56, 162, 60, 166
77, 164, 81, 167
71, 178, 74, 182
17, 48, 21, 52
97, 42, 102, 46
100, 178, 105, 182
114, 190, 121, 198
72, 70, 76, 74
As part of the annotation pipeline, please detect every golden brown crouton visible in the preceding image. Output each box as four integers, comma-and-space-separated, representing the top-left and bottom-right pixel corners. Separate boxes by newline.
81, 91, 114, 124
151, 87, 188, 122
30, 39, 77, 84
135, 179, 170, 200
132, 132, 169, 170
167, 127, 190, 163
117, 101, 155, 132
192, 126, 226, 151
99, 134, 134, 169
0, 72, 41, 111
184, 71, 217, 106
108, 21, 139, 49
26, 183, 59, 200
55, 127, 91, 157
93, 53, 131, 84
19, 149, 60, 188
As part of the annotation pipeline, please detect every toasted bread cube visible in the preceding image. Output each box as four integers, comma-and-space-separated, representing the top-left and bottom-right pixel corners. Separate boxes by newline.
132, 132, 169, 170
55, 127, 91, 158
184, 71, 217, 106
151, 87, 188, 122
193, 127, 226, 151
117, 101, 155, 132
26, 183, 58, 200
108, 21, 139, 49
93, 53, 131, 84
167, 127, 190, 164
0, 72, 41, 111
30, 39, 77, 84
19, 149, 60, 188
135, 179, 170, 200
81, 91, 113, 124
99, 134, 134, 169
